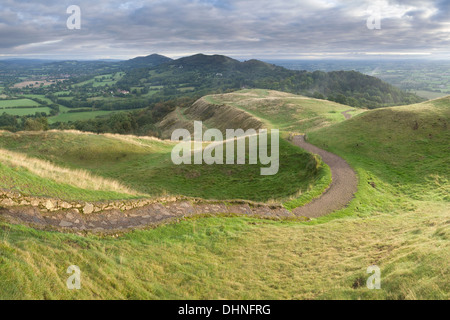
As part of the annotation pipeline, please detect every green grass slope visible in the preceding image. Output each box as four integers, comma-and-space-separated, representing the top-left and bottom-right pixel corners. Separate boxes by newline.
0, 130, 328, 204
0, 162, 138, 201
0, 91, 448, 300
308, 96, 450, 216
1, 204, 447, 299
162, 89, 366, 135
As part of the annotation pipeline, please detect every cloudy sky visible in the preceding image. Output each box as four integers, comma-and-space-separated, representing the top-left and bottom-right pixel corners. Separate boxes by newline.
0, 0, 449, 60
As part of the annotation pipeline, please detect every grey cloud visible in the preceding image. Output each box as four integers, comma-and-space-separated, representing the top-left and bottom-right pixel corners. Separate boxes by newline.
0, 0, 448, 59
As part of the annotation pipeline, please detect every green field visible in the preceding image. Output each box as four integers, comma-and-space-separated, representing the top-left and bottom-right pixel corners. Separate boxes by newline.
48, 110, 118, 124
0, 99, 40, 108
0, 107, 51, 117
1, 202, 448, 300
0, 98, 53, 116
0, 161, 137, 202
0, 94, 139, 123
408, 90, 448, 100
21, 94, 55, 104
72, 73, 124, 88
308, 98, 450, 207
0, 90, 448, 299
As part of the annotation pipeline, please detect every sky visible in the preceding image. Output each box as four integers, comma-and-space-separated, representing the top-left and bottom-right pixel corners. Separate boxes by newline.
0, 0, 449, 60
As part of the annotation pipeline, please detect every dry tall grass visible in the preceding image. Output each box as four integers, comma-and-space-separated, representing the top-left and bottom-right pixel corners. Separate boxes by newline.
0, 148, 142, 196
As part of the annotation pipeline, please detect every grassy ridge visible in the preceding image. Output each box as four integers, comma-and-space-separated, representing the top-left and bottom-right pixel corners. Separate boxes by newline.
0, 90, 448, 299
0, 130, 328, 203
308, 97, 450, 213
203, 89, 366, 132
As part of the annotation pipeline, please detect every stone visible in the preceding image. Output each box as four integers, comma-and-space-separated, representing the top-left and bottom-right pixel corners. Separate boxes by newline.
59, 220, 73, 227
1, 198, 17, 206
60, 202, 72, 209
44, 200, 55, 210
83, 203, 94, 214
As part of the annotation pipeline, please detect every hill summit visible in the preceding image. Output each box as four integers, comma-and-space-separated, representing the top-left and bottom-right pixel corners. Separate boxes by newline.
118, 53, 424, 109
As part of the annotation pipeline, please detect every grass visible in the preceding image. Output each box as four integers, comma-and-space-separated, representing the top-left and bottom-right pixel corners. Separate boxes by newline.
0, 130, 327, 204
0, 107, 52, 117
0, 148, 141, 198
308, 97, 450, 207
0, 97, 57, 116
48, 110, 117, 124
203, 89, 366, 133
71, 73, 121, 88
410, 90, 448, 100
0, 162, 137, 201
21, 94, 54, 104
0, 99, 40, 108
0, 89, 448, 300
0, 202, 447, 299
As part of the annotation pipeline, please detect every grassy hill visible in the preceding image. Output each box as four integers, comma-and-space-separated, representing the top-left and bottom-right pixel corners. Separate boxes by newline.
158, 89, 365, 139
118, 54, 173, 70
118, 54, 423, 109
0, 129, 329, 204
0, 90, 448, 299
308, 96, 450, 207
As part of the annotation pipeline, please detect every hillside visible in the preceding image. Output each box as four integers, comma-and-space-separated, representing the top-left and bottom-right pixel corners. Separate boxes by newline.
0, 91, 448, 299
118, 54, 423, 109
157, 89, 449, 213
0, 54, 425, 135
118, 54, 173, 69
0, 129, 328, 205
157, 89, 365, 138
157, 96, 265, 138
308, 96, 450, 205
42, 54, 173, 75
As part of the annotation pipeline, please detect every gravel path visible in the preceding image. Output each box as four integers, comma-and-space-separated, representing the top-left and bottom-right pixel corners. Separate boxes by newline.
291, 135, 358, 218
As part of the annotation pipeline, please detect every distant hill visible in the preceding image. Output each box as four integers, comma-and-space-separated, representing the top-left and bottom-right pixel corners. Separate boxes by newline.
9, 54, 174, 76
118, 54, 173, 69
118, 53, 424, 109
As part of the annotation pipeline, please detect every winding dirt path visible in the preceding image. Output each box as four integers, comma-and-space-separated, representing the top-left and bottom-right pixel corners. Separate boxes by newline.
341, 110, 354, 120
291, 135, 358, 218
289, 109, 358, 217
0, 112, 358, 232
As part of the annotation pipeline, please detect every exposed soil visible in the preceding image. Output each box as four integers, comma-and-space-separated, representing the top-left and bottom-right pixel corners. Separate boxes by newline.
341, 110, 354, 120
291, 135, 358, 218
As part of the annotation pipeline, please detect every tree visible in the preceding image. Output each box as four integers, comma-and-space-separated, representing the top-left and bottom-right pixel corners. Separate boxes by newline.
24, 117, 48, 131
